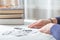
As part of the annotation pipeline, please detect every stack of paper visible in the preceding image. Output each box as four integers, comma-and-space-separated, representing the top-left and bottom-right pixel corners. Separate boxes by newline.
0, 9, 24, 24
0, 0, 24, 24
0, 9, 24, 19
0, 25, 56, 40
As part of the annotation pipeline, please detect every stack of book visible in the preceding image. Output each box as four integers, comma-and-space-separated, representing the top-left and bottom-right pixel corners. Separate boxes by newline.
0, 0, 24, 24
0, 9, 24, 25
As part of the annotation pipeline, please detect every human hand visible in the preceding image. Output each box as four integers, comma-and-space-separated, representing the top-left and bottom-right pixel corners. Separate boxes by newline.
39, 23, 55, 34
28, 19, 51, 29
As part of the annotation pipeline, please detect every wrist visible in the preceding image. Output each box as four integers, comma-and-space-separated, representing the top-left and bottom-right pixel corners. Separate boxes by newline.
50, 18, 57, 24
46, 18, 57, 24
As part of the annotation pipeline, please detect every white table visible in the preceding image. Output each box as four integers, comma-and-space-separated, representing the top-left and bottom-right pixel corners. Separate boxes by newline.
0, 19, 56, 40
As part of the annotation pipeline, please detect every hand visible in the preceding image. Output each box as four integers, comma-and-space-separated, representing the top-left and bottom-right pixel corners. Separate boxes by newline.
28, 19, 51, 29
39, 23, 55, 34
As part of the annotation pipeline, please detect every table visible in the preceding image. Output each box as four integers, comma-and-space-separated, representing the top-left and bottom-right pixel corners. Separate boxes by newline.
0, 19, 56, 40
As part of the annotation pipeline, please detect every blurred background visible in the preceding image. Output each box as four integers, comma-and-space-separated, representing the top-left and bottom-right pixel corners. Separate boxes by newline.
25, 0, 60, 20
0, 0, 60, 20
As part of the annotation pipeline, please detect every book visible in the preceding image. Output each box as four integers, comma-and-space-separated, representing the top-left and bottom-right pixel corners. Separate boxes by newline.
0, 14, 24, 19
0, 0, 24, 24
0, 9, 24, 13
0, 19, 24, 25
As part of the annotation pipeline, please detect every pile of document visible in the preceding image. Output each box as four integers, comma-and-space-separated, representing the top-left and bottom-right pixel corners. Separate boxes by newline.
0, 0, 24, 24
0, 25, 56, 40
1, 26, 56, 40
0, 9, 24, 24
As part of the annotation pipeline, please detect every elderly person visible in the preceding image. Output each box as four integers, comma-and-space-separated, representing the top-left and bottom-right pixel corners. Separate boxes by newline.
28, 17, 60, 40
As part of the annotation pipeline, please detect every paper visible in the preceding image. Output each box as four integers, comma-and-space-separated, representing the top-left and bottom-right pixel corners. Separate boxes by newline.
2, 27, 38, 37
0, 25, 56, 40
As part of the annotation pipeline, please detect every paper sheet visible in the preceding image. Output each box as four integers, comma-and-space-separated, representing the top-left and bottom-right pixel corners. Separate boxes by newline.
0, 25, 56, 40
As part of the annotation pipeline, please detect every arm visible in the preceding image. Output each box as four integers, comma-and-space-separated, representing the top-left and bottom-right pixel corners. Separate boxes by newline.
56, 17, 60, 24
50, 24, 60, 40
28, 17, 60, 29
39, 23, 60, 40
50, 17, 60, 24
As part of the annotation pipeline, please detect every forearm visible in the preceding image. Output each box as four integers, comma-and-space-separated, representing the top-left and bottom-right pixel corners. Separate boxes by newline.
49, 17, 60, 24
56, 17, 60, 24
49, 18, 57, 24
47, 17, 60, 24
50, 24, 60, 40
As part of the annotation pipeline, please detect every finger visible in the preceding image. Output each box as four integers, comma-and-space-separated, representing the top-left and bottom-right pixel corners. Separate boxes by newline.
39, 29, 50, 34
28, 22, 38, 28
28, 24, 41, 28
39, 29, 44, 32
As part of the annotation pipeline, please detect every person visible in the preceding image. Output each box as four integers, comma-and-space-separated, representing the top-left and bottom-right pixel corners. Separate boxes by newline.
28, 17, 60, 40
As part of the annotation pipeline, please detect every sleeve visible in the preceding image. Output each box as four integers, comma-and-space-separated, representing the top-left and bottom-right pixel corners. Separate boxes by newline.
56, 17, 60, 24
50, 24, 60, 40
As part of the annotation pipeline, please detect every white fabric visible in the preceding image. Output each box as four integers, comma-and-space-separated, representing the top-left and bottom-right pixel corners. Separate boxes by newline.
0, 20, 56, 40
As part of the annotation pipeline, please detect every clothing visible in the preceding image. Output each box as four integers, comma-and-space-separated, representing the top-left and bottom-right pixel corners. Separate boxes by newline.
50, 17, 60, 40
56, 17, 60, 24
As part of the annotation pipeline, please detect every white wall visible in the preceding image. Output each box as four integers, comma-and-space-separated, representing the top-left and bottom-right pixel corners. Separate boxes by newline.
52, 0, 60, 17
25, 0, 60, 20
25, 0, 49, 19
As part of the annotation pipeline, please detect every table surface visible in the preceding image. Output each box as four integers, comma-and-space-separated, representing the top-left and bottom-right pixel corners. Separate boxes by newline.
0, 19, 56, 40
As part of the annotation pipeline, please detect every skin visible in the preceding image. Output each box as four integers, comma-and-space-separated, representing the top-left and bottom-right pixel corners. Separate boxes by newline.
39, 23, 55, 34
28, 18, 57, 34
